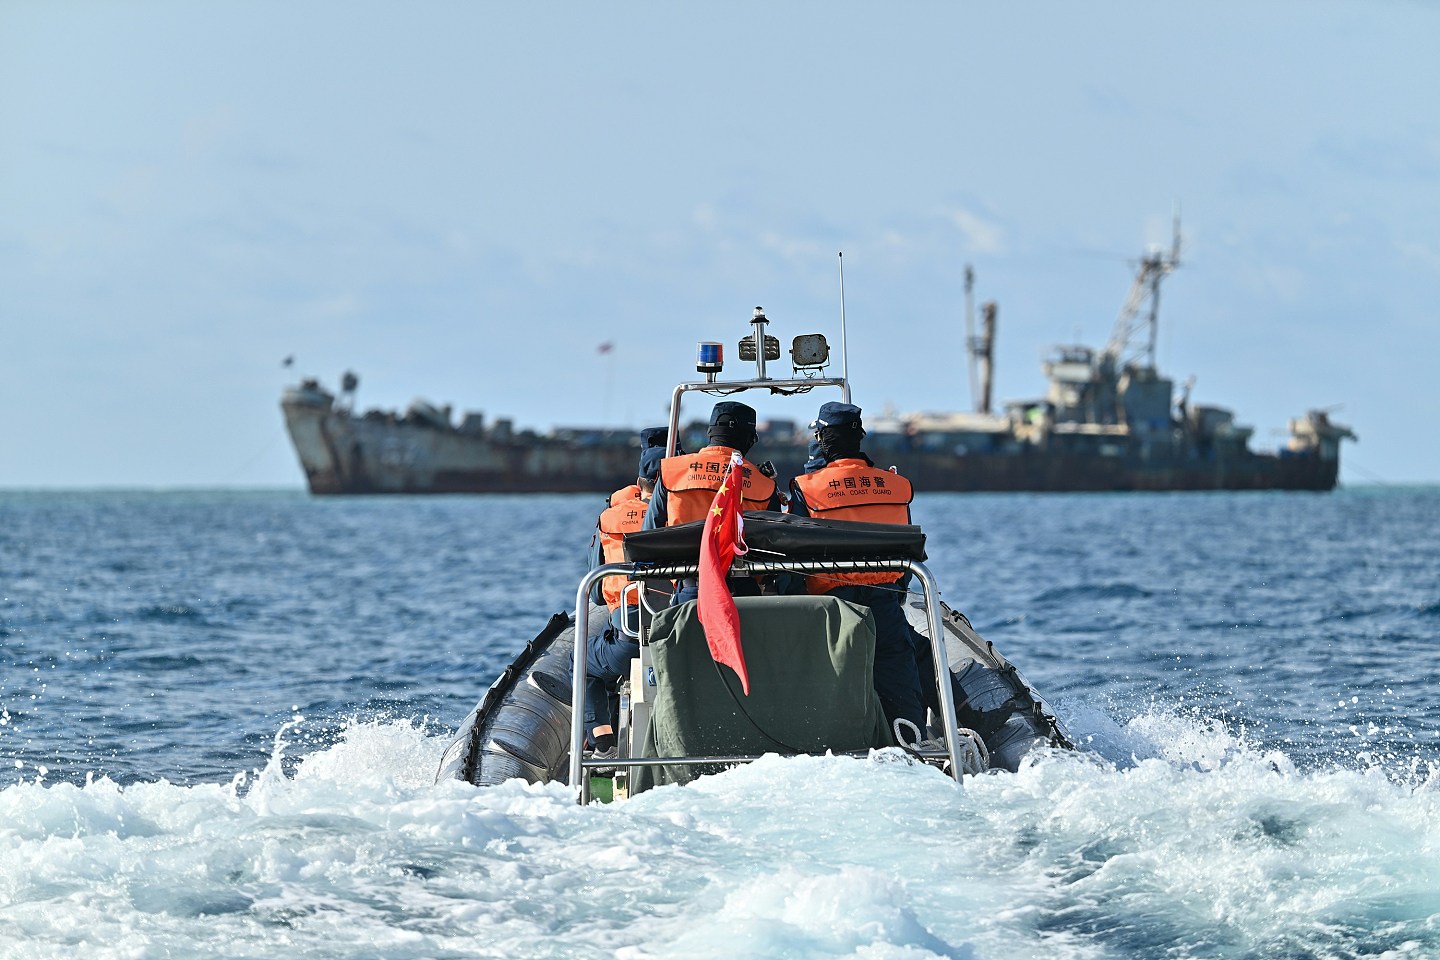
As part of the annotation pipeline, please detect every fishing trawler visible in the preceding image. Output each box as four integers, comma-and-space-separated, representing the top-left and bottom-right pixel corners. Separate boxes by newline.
283, 232, 1354, 495
437, 308, 1072, 802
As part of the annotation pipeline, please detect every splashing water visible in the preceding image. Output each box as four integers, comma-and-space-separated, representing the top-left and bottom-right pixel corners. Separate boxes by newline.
3, 711, 1439, 960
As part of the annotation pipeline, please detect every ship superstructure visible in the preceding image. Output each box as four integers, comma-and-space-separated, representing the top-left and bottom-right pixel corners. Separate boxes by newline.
845, 220, 1354, 491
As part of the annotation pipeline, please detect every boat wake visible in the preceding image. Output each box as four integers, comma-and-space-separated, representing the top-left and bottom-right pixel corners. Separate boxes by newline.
4, 710, 1438, 959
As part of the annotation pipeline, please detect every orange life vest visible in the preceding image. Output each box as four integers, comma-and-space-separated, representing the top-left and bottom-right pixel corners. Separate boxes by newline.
792, 458, 914, 591
609, 484, 640, 507
597, 496, 649, 609
658, 446, 777, 527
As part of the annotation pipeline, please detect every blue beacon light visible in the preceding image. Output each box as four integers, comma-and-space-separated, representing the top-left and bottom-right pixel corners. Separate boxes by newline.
696, 341, 723, 377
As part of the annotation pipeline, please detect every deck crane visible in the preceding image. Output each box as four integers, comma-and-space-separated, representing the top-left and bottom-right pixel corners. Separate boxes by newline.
1104, 212, 1182, 372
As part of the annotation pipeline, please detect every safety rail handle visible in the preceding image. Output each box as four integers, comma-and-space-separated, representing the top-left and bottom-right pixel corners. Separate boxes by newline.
617, 581, 642, 640
569, 558, 963, 803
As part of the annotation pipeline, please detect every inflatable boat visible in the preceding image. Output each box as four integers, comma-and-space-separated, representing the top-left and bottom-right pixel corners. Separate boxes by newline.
437, 308, 1072, 802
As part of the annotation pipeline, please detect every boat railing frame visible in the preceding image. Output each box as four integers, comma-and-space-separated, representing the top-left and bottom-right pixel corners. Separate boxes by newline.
664, 376, 850, 457
569, 555, 964, 804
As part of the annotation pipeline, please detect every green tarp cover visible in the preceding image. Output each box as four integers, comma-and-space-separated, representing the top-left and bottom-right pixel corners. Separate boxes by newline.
631, 595, 894, 793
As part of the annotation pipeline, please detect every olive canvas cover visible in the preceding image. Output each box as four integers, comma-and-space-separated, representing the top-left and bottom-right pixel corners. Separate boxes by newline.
631, 594, 894, 793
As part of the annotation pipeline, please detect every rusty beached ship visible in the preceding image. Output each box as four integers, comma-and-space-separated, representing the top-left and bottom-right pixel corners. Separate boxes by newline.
282, 245, 1354, 495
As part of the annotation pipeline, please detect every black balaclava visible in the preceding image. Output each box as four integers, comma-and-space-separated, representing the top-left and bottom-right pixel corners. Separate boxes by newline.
709, 423, 757, 453
708, 402, 758, 454
811, 401, 867, 464
816, 425, 864, 462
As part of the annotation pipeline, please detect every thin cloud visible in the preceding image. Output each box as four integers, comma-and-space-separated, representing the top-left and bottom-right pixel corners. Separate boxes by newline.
950, 209, 1005, 255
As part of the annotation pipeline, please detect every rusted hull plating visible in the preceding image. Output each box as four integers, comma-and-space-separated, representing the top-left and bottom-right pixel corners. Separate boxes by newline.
284, 395, 1340, 495
283, 396, 641, 495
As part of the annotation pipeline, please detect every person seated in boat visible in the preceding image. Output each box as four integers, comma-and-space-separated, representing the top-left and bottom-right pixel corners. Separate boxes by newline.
785, 401, 929, 733
605, 426, 674, 508
644, 400, 781, 605
801, 431, 827, 475
583, 442, 668, 765
588, 426, 672, 593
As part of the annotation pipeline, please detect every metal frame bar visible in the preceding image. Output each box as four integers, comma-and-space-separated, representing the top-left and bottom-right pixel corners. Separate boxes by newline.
665, 378, 849, 457
569, 557, 961, 803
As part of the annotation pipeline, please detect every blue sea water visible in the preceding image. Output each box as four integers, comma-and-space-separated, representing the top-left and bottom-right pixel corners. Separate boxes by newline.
2, 488, 1439, 959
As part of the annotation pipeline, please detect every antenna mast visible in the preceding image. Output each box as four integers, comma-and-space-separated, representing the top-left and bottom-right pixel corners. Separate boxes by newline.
838, 252, 850, 387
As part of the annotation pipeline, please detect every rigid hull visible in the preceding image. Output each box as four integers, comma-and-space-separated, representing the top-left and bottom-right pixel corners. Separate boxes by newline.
436, 511, 1074, 798
435, 598, 1069, 790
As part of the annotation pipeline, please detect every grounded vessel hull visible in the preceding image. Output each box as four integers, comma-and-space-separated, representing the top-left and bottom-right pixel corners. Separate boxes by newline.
282, 384, 1346, 495
870, 445, 1340, 493
282, 388, 641, 495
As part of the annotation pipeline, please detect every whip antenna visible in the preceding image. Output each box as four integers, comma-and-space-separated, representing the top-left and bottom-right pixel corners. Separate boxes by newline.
838, 252, 851, 401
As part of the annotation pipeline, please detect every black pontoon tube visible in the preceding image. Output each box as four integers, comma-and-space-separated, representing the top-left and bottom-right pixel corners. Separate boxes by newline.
569, 557, 964, 804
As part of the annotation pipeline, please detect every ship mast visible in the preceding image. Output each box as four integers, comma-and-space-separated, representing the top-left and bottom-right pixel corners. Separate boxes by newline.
1104, 212, 1181, 372
977, 300, 996, 415
964, 265, 998, 414
963, 265, 978, 410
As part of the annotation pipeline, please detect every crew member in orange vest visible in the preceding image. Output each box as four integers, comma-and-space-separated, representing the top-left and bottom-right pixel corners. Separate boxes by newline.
583, 442, 668, 765
643, 400, 780, 605
787, 401, 928, 731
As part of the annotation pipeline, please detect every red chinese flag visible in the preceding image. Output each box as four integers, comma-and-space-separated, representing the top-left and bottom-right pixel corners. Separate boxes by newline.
697, 452, 751, 694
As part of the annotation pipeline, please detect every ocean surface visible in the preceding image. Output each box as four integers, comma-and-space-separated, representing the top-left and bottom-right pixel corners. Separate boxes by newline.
2, 487, 1438, 960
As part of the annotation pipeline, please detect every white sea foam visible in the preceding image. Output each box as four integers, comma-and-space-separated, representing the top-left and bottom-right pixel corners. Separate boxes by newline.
3, 713, 1439, 960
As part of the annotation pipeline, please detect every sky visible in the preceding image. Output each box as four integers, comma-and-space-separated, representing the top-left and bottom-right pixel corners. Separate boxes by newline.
2, 1, 1436, 488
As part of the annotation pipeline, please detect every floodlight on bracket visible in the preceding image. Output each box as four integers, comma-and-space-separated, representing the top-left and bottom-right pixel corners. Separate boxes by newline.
790, 333, 830, 375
